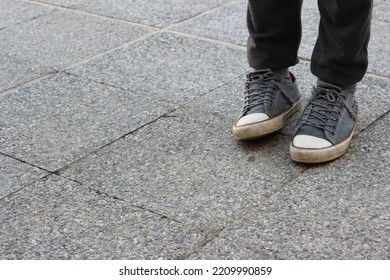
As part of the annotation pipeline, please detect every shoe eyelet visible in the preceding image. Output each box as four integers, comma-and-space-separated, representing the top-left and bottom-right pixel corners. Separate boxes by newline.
326, 92, 337, 102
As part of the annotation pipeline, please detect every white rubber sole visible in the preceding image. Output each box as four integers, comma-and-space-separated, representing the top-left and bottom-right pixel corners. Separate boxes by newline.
233, 98, 302, 140
289, 129, 355, 163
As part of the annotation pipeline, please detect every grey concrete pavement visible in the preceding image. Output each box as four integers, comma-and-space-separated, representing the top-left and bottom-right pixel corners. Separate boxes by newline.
0, 0, 389, 259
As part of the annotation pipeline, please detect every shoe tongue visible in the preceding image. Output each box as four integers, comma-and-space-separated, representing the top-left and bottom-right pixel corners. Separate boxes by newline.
316, 79, 342, 92
248, 69, 271, 80
316, 79, 357, 94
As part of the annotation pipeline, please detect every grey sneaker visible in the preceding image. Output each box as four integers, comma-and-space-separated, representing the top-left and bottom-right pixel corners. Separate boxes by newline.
290, 85, 358, 163
232, 69, 301, 140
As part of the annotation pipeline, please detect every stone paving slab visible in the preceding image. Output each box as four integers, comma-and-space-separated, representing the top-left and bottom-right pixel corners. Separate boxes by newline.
32, 0, 233, 27
373, 0, 390, 22
298, 9, 319, 61
0, 175, 204, 259
60, 108, 303, 230
69, 32, 248, 104
0, 73, 177, 171
369, 20, 390, 76
171, 0, 247, 46
0, 154, 48, 200
0, 8, 153, 69
0, 55, 52, 93
217, 113, 390, 259
0, 0, 55, 29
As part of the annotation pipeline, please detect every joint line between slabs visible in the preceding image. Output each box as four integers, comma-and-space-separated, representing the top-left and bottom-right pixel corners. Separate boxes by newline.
0, 151, 52, 174
54, 107, 179, 175
23, 0, 160, 29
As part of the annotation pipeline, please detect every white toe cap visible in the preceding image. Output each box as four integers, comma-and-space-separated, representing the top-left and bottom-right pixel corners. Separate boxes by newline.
293, 135, 332, 149
236, 113, 269, 126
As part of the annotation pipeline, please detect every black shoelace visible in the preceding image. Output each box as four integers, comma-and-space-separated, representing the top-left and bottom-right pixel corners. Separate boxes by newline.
300, 87, 346, 134
242, 70, 278, 114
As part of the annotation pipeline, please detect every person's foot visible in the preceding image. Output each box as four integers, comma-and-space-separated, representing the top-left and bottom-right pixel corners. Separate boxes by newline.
232, 69, 301, 140
290, 84, 358, 163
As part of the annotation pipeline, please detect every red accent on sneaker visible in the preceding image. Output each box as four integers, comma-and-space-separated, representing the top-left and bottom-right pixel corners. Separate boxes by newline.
284, 75, 292, 83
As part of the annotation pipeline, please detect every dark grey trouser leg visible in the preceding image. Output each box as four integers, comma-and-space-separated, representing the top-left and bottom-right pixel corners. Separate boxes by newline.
247, 0, 303, 70
311, 0, 373, 87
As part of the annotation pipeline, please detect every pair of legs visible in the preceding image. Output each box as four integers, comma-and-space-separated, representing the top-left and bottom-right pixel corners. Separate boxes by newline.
233, 0, 372, 163
247, 0, 372, 88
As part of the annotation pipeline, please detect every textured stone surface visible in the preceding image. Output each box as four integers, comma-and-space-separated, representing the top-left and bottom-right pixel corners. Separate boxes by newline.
369, 20, 390, 76
0, 73, 176, 171
69, 32, 247, 104
32, 0, 232, 27
185, 73, 246, 121
373, 0, 390, 23
0, 55, 52, 93
219, 114, 390, 259
299, 9, 320, 61
0, 154, 48, 199
0, 9, 152, 69
0, 0, 54, 29
60, 108, 303, 230
172, 0, 247, 46
302, 0, 318, 10
0, 175, 204, 259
